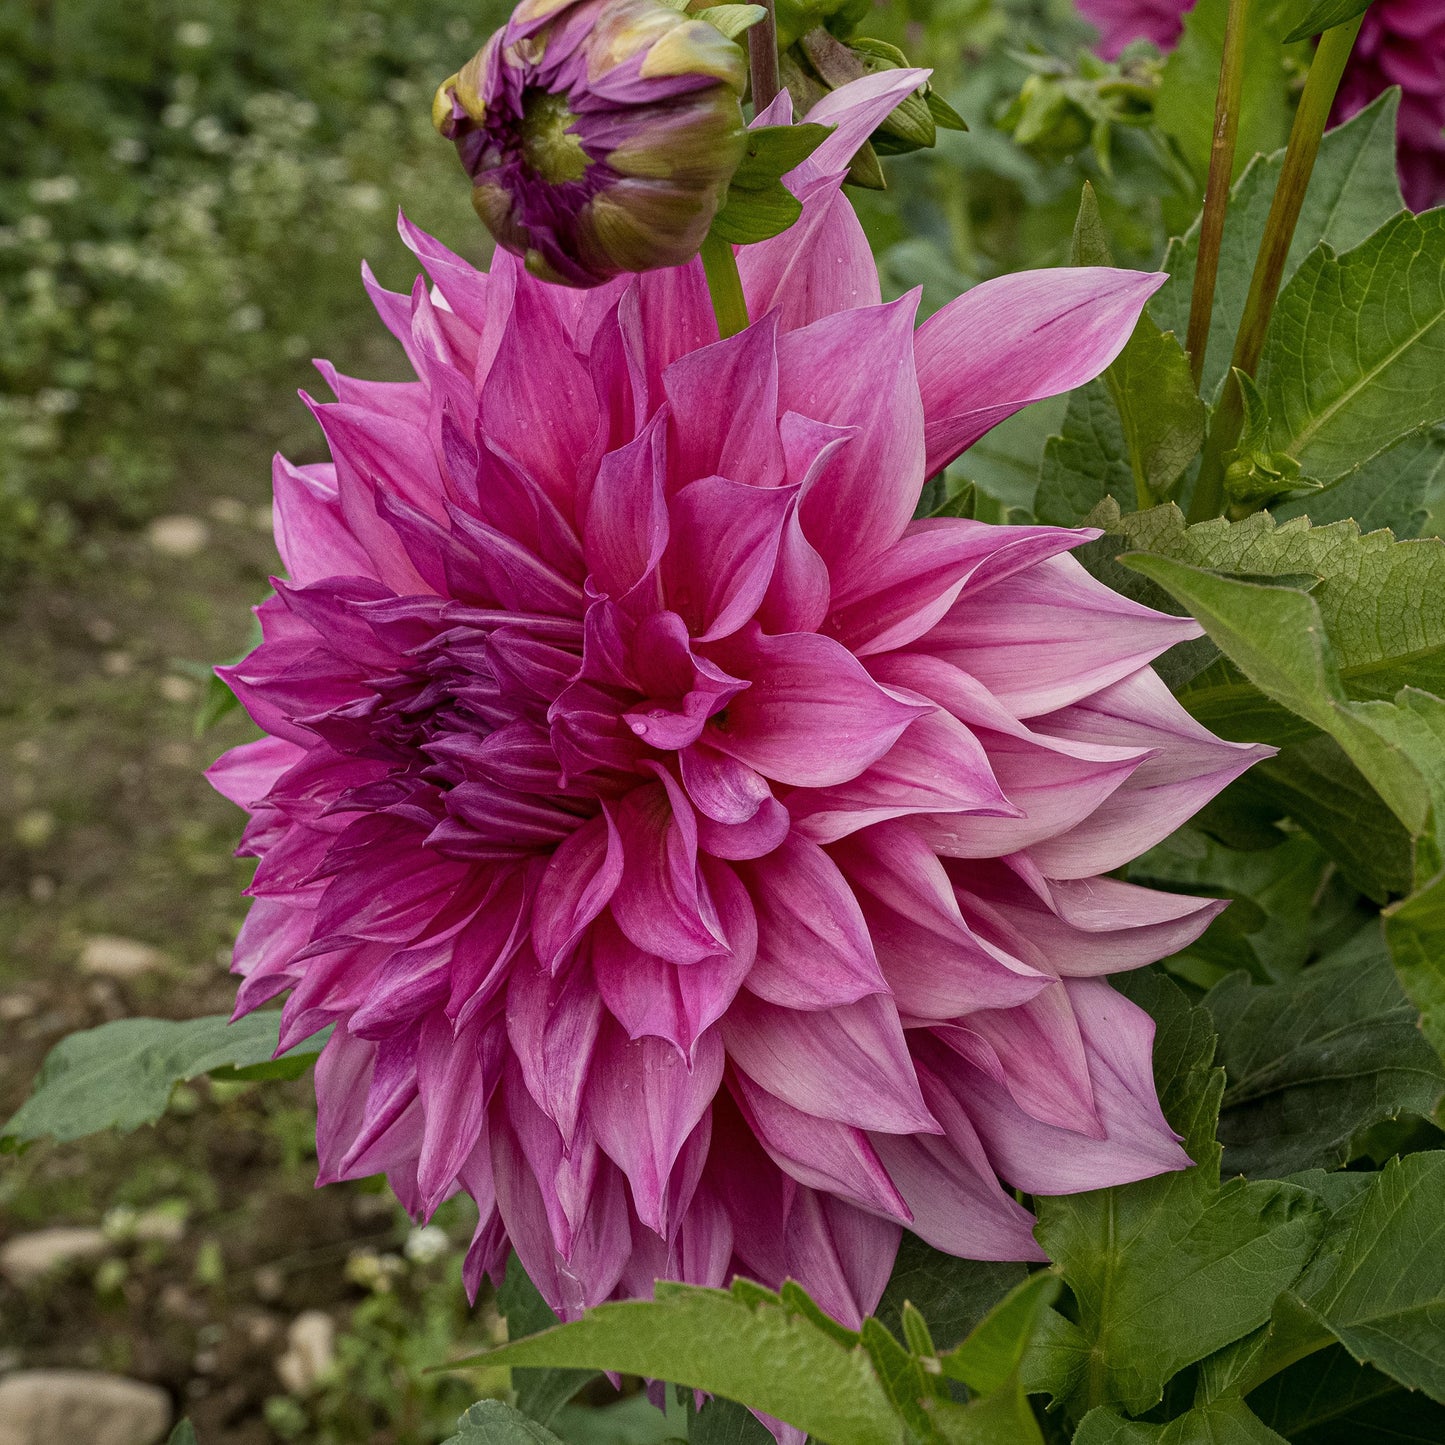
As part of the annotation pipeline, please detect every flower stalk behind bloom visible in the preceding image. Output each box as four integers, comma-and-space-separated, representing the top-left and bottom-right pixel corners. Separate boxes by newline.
436, 0, 749, 285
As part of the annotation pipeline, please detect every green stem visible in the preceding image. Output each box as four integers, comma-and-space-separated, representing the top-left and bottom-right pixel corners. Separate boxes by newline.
748, 0, 781, 111
701, 230, 749, 339
1187, 15, 1364, 522
1185, 0, 1251, 388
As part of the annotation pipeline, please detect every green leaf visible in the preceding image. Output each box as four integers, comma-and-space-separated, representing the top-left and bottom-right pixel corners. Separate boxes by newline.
1259, 211, 1445, 486
1247, 1347, 1445, 1442
1073, 1401, 1287, 1444
1384, 868, 1445, 1072
1206, 931, 1445, 1177
1283, 0, 1374, 44
876, 1236, 1026, 1351
449, 1280, 901, 1445
1154, 92, 1403, 402
549, 1396, 676, 1445
690, 1396, 775, 1445
1155, 0, 1295, 190
1034, 973, 1325, 1417
1223, 370, 1311, 510
1095, 502, 1445, 708
710, 123, 833, 245
445, 1400, 567, 1445
1302, 1151, 1445, 1399
1036, 188, 1204, 523
698, 4, 766, 40
1275, 423, 1445, 539
497, 1253, 599, 1426
166, 1424, 200, 1445
1, 1014, 329, 1149
940, 1272, 1060, 1396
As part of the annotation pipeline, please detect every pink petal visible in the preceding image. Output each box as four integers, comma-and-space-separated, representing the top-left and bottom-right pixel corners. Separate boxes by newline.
532, 809, 623, 972
271, 457, 373, 585
915, 267, 1167, 476
783, 1189, 901, 1330
780, 296, 926, 575
582, 410, 670, 601
707, 629, 928, 788
588, 1021, 724, 1234
722, 992, 939, 1135
735, 834, 889, 1010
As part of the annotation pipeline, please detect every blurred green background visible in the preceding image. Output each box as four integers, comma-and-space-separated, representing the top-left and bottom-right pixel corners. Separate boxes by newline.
0, 2, 1189, 1441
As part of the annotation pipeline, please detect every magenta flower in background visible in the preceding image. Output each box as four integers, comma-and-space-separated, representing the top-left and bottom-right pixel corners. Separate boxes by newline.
209, 70, 1269, 1334
1077, 0, 1445, 208
434, 0, 747, 286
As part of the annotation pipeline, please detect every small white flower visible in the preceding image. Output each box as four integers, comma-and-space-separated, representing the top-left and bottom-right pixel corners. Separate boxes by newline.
403, 1225, 449, 1265
231, 304, 264, 333
176, 21, 212, 48
110, 137, 146, 164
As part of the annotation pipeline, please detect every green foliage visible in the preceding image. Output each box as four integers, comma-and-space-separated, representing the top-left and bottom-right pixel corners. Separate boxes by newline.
1073, 1400, 1287, 1444
1205, 930, 1445, 1176
167, 1424, 200, 1445
445, 1401, 568, 1445
710, 123, 834, 244
1282, 0, 1375, 44
1, 1013, 328, 1148
497, 1252, 601, 1426
1383, 872, 1445, 1078
1152, 92, 1403, 402
1257, 212, 1445, 487
1033, 972, 1325, 1419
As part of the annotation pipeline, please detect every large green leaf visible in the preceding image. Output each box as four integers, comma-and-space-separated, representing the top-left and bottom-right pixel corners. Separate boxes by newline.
1259, 211, 1445, 485
876, 1237, 1026, 1352
497, 1254, 600, 1427
1246, 1347, 1445, 1443
444, 1401, 567, 1445
1302, 1152, 1445, 1399
1275, 424, 1445, 539
1283, 0, 1374, 43
1, 1013, 328, 1149
1383, 869, 1445, 1071
449, 1280, 901, 1445
690, 1396, 775, 1445
1073, 1401, 1287, 1444
1206, 928, 1445, 1177
1153, 92, 1403, 401
1032, 973, 1325, 1418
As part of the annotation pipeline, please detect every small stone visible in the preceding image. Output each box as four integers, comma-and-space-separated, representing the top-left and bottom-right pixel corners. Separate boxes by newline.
155, 742, 194, 769
78, 936, 165, 979
0, 1228, 109, 1287
275, 1310, 336, 1394
207, 497, 247, 525
158, 675, 197, 705
12, 740, 42, 766
84, 617, 118, 644
27, 877, 56, 903
132, 1206, 187, 1246
251, 503, 275, 535
146, 514, 210, 557
102, 650, 134, 676
0, 1371, 171, 1445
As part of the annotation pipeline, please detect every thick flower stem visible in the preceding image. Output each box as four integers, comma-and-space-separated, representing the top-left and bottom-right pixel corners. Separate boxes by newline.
748, 0, 781, 111
1187, 14, 1364, 523
701, 230, 750, 339
1184, 0, 1251, 388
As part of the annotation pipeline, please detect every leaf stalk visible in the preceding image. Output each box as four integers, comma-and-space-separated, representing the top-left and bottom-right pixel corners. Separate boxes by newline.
701, 230, 750, 339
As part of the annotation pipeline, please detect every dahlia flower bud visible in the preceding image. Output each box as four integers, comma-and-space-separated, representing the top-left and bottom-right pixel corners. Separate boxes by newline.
1077, 0, 1445, 209
435, 0, 749, 286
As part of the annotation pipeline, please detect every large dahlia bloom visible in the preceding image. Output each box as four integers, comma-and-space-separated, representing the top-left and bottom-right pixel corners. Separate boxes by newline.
1077, 0, 1445, 208
210, 71, 1268, 1330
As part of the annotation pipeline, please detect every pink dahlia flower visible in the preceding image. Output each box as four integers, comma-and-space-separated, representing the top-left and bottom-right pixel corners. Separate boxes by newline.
1077, 0, 1445, 208
434, 0, 747, 286
210, 70, 1269, 1332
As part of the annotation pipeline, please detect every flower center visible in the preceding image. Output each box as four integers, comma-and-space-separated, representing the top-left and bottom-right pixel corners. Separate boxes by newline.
519, 89, 589, 184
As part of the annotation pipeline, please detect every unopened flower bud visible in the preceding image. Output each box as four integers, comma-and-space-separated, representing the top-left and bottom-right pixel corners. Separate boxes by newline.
435, 0, 749, 286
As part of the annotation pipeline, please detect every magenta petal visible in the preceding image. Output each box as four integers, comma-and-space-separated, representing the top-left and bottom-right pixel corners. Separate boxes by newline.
707, 629, 928, 788
783, 1189, 901, 1331
872, 1056, 1046, 1262
415, 1010, 503, 1216
588, 1022, 724, 1234
271, 457, 374, 586
506, 949, 604, 1144
722, 992, 939, 1135
583, 410, 669, 600
941, 980, 1192, 1195
661, 475, 794, 641
532, 809, 623, 972
207, 736, 304, 812
790, 70, 935, 195
663, 312, 785, 486
611, 780, 728, 964
735, 834, 889, 1010
781, 296, 926, 574
731, 1072, 911, 1221
678, 742, 773, 825
915, 267, 1167, 476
